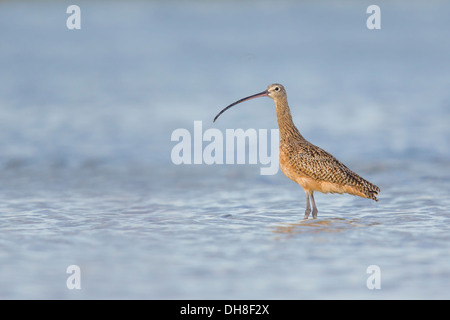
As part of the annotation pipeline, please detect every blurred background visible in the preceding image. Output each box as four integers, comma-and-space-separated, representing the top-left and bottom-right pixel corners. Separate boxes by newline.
0, 0, 449, 299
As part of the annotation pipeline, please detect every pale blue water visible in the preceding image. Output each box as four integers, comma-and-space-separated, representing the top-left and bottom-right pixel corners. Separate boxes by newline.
0, 1, 449, 299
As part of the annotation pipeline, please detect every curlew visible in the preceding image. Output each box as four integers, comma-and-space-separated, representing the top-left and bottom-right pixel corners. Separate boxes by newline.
213, 83, 380, 219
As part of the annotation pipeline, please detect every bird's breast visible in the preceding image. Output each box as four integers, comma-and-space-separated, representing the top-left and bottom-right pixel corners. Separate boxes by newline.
279, 146, 301, 183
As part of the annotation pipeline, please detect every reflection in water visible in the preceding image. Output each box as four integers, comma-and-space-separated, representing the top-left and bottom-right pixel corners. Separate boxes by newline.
272, 217, 380, 237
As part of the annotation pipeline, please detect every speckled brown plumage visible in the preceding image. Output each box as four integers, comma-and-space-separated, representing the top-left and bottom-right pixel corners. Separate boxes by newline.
214, 83, 380, 219
280, 139, 380, 201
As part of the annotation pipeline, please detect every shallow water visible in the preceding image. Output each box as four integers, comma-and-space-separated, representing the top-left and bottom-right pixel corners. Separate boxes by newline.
0, 1, 449, 299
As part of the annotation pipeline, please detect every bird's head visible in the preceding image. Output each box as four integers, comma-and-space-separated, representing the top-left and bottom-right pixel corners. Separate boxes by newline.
266, 83, 286, 100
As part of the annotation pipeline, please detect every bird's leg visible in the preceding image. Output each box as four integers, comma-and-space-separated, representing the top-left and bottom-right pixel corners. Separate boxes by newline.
304, 191, 311, 219
310, 192, 318, 219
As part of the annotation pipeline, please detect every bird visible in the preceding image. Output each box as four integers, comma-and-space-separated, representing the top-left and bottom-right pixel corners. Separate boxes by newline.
213, 83, 380, 219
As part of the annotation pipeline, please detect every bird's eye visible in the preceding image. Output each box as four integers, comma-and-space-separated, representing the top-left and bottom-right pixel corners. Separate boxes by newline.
274, 87, 280, 92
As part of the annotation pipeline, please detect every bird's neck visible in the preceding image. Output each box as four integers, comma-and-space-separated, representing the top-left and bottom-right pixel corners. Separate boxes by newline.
275, 97, 305, 142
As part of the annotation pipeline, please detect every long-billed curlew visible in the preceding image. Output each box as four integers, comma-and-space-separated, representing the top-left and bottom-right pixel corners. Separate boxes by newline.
213, 83, 380, 219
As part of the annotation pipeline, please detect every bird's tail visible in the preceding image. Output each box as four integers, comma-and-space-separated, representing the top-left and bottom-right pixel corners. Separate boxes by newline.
342, 170, 380, 201
357, 179, 380, 201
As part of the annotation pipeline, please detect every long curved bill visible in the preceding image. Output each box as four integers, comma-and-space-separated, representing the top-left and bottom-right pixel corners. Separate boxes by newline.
213, 90, 268, 122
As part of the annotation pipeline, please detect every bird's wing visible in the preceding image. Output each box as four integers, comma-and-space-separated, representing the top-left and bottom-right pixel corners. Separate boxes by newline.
291, 145, 354, 185
289, 142, 379, 192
